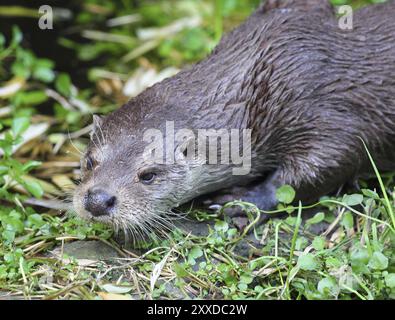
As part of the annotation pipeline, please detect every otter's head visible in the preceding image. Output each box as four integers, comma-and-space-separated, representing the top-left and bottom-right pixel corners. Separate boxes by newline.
72, 97, 221, 238
72, 22, 259, 237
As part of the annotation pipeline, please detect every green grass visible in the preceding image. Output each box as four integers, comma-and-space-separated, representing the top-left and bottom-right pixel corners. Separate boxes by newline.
0, 0, 394, 300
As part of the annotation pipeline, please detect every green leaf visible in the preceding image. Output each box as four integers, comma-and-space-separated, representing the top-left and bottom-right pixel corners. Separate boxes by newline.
12, 117, 30, 137
22, 161, 42, 172
0, 165, 9, 175
385, 273, 395, 289
102, 284, 132, 294
361, 189, 380, 200
306, 212, 325, 225
34, 68, 55, 83
0, 265, 7, 280
2, 230, 15, 242
239, 273, 254, 285
21, 91, 48, 106
350, 245, 370, 273
32, 59, 55, 83
227, 228, 237, 238
297, 253, 319, 271
189, 247, 203, 260
66, 111, 81, 124
214, 220, 229, 233
237, 283, 248, 291
11, 61, 31, 78
28, 214, 45, 228
276, 185, 295, 204
55, 73, 72, 97
312, 236, 326, 251
173, 263, 189, 278
2, 214, 24, 234
341, 211, 354, 229
285, 216, 297, 226
11, 25, 23, 46
317, 277, 339, 297
24, 180, 44, 198
368, 251, 389, 270
325, 256, 342, 269
254, 285, 263, 293
343, 194, 363, 207
295, 237, 308, 251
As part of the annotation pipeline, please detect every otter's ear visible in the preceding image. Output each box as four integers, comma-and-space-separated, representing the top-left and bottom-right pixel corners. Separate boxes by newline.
93, 114, 103, 129
90, 114, 103, 138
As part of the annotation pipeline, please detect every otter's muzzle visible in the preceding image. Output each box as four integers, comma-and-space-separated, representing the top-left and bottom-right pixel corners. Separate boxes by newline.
84, 187, 117, 217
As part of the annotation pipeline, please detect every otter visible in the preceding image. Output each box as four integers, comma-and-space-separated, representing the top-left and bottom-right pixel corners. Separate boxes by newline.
73, 0, 395, 236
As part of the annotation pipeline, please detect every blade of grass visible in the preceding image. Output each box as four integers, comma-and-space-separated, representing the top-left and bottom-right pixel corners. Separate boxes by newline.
282, 201, 303, 299
359, 138, 395, 230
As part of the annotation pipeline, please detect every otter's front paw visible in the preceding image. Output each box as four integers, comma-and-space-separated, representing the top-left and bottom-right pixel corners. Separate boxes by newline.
201, 185, 279, 224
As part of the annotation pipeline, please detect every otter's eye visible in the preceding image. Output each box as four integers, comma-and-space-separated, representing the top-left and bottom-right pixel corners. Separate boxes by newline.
86, 155, 96, 171
139, 172, 156, 184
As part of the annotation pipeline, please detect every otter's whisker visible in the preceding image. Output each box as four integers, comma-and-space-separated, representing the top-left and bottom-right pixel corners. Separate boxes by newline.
67, 130, 84, 156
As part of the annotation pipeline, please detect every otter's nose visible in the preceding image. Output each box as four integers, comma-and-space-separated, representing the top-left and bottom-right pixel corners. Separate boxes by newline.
85, 187, 117, 217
